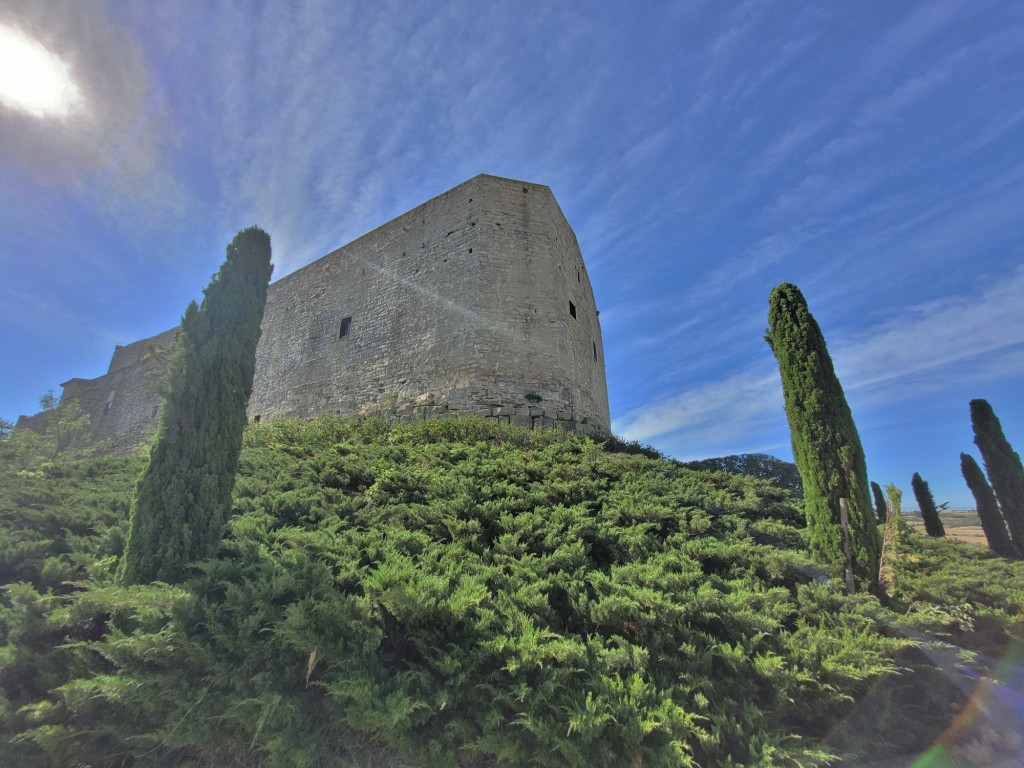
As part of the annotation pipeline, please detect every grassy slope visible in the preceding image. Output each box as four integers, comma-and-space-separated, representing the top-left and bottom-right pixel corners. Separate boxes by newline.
0, 417, 1021, 767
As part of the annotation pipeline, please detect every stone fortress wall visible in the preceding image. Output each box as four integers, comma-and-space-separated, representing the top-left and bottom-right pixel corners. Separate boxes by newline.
19, 175, 611, 453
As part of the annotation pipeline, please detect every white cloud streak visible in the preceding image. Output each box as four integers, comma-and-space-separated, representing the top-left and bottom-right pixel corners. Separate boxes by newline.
613, 367, 782, 446
836, 265, 1024, 396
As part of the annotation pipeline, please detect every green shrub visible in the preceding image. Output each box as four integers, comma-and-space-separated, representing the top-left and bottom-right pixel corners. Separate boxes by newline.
1, 417, 1019, 766
765, 283, 881, 589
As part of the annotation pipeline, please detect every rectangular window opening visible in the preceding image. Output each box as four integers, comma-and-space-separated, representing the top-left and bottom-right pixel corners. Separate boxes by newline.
593, 341, 597, 360
253, 414, 261, 423
338, 316, 352, 339
569, 301, 577, 319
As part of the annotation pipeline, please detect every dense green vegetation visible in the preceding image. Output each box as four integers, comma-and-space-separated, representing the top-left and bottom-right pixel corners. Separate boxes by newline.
123, 227, 273, 585
961, 452, 1019, 558
870, 481, 888, 524
911, 472, 945, 538
765, 283, 881, 589
681, 454, 802, 494
970, 399, 1024, 554
0, 394, 95, 469
1, 417, 1022, 766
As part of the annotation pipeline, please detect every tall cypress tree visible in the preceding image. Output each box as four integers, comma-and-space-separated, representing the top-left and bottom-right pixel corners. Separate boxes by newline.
910, 472, 944, 537
970, 399, 1024, 551
122, 227, 273, 584
765, 283, 881, 588
870, 481, 888, 523
960, 453, 1019, 558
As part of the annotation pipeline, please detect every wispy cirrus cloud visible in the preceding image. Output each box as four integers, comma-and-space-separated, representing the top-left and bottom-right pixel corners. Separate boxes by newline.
613, 366, 783, 451
836, 265, 1024, 398
855, 0, 967, 85
181, 1, 629, 275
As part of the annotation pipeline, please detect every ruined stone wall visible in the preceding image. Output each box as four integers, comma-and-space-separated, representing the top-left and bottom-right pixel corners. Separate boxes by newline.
23, 175, 610, 451
38, 329, 178, 453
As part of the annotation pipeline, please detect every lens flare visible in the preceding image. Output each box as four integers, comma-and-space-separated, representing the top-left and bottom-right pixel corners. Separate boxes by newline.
0, 24, 82, 118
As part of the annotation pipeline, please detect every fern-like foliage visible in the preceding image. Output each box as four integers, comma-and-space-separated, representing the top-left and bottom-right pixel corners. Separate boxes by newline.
1, 417, 1020, 767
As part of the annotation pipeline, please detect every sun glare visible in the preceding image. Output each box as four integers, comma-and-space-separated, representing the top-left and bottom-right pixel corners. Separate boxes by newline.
0, 24, 82, 119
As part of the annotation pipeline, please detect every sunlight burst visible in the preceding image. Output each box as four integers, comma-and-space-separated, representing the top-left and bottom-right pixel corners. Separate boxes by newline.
0, 24, 82, 118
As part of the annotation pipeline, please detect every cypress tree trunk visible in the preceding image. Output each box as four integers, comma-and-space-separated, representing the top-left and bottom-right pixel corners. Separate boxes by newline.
910, 472, 944, 537
871, 481, 888, 523
765, 283, 881, 588
970, 399, 1024, 552
960, 452, 1019, 558
122, 228, 273, 584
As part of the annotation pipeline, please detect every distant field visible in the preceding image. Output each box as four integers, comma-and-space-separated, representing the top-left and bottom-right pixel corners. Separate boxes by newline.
904, 509, 989, 547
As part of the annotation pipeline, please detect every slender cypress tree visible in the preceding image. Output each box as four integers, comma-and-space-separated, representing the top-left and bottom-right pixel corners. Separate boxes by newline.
122, 227, 273, 584
970, 399, 1024, 551
878, 483, 905, 598
765, 283, 881, 588
871, 481, 888, 523
960, 453, 1019, 558
910, 472, 944, 537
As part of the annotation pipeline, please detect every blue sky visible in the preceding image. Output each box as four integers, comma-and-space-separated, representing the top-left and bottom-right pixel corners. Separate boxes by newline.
2, 0, 1023, 509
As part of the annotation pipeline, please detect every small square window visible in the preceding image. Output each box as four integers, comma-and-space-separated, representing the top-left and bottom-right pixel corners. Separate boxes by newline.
339, 316, 352, 339
569, 301, 577, 319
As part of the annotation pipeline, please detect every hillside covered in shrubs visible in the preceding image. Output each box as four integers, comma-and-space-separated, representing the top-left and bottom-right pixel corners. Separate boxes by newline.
1, 417, 1022, 766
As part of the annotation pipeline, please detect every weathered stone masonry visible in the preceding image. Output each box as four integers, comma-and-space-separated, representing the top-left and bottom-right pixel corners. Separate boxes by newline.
19, 175, 611, 453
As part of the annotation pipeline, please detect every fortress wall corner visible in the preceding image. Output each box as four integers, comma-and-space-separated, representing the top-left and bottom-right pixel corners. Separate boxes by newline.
248, 174, 610, 434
